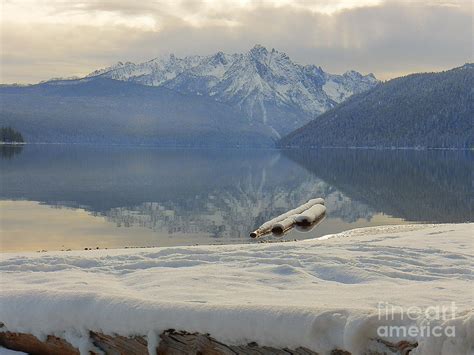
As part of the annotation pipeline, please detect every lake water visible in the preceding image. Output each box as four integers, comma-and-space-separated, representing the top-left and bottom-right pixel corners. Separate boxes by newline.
0, 144, 471, 252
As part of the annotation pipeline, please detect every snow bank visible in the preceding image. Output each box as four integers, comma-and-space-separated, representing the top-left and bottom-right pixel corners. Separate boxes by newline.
1, 224, 472, 354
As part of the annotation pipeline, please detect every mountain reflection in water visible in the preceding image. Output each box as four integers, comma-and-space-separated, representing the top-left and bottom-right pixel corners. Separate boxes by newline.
0, 145, 471, 251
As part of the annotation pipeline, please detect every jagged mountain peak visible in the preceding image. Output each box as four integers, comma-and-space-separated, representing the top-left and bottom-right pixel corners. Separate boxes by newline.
343, 70, 374, 81
210, 51, 228, 65
84, 45, 378, 135
246, 45, 291, 65
249, 44, 269, 57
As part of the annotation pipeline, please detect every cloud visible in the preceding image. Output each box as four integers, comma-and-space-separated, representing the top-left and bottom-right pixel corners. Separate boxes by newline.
1, 0, 471, 83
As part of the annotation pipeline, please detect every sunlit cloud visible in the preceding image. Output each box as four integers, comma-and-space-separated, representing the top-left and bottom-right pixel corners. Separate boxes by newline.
1, 0, 471, 83
2, 0, 158, 29
2, 0, 385, 28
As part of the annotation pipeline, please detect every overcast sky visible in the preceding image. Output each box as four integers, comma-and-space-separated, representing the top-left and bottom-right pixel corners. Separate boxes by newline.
1, 0, 472, 83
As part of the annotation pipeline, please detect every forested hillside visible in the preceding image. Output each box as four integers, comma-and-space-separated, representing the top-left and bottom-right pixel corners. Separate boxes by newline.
279, 64, 473, 148
0, 78, 277, 147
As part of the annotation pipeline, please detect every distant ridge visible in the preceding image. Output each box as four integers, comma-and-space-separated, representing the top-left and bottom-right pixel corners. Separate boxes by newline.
0, 77, 278, 147
279, 64, 473, 149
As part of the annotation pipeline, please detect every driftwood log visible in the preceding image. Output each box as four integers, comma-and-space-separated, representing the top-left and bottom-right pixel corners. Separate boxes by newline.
0, 332, 80, 355
271, 215, 298, 236
294, 205, 326, 227
294, 215, 325, 232
250, 198, 325, 238
0, 328, 417, 355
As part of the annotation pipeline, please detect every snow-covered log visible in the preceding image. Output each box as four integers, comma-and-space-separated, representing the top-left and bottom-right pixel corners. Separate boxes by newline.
295, 204, 326, 227
295, 214, 326, 232
250, 198, 324, 238
271, 215, 297, 236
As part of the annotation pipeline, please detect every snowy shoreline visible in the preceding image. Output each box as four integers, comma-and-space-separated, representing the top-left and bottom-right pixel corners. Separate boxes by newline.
1, 223, 472, 354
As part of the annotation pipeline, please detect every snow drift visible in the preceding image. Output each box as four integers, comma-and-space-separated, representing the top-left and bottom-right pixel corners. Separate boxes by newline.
0, 224, 472, 354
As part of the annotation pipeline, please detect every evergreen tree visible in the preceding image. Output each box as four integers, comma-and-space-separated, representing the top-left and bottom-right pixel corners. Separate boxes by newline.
0, 126, 24, 143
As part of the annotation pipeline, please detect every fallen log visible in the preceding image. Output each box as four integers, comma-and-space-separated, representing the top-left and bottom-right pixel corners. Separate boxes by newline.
272, 210, 326, 236
0, 331, 79, 355
90, 331, 148, 355
0, 328, 418, 355
295, 204, 326, 227
250, 198, 325, 238
0, 329, 318, 354
294, 214, 326, 232
271, 215, 297, 236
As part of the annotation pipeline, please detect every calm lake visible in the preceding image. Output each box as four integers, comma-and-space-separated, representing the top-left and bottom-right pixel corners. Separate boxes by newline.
0, 144, 471, 252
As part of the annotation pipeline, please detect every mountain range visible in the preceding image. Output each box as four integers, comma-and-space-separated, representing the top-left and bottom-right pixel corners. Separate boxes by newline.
0, 45, 377, 146
2, 46, 470, 148
279, 64, 473, 148
85, 44, 378, 137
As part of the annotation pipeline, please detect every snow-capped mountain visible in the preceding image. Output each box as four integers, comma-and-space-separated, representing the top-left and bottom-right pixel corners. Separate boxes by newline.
87, 45, 378, 136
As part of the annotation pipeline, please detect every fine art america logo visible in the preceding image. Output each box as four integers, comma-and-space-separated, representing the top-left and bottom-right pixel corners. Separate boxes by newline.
377, 302, 457, 338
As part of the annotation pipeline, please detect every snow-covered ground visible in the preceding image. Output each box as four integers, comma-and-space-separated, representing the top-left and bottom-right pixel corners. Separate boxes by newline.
0, 224, 472, 354
0, 347, 26, 355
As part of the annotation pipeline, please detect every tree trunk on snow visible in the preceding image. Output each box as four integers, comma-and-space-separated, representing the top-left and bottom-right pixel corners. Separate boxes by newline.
0, 328, 416, 355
